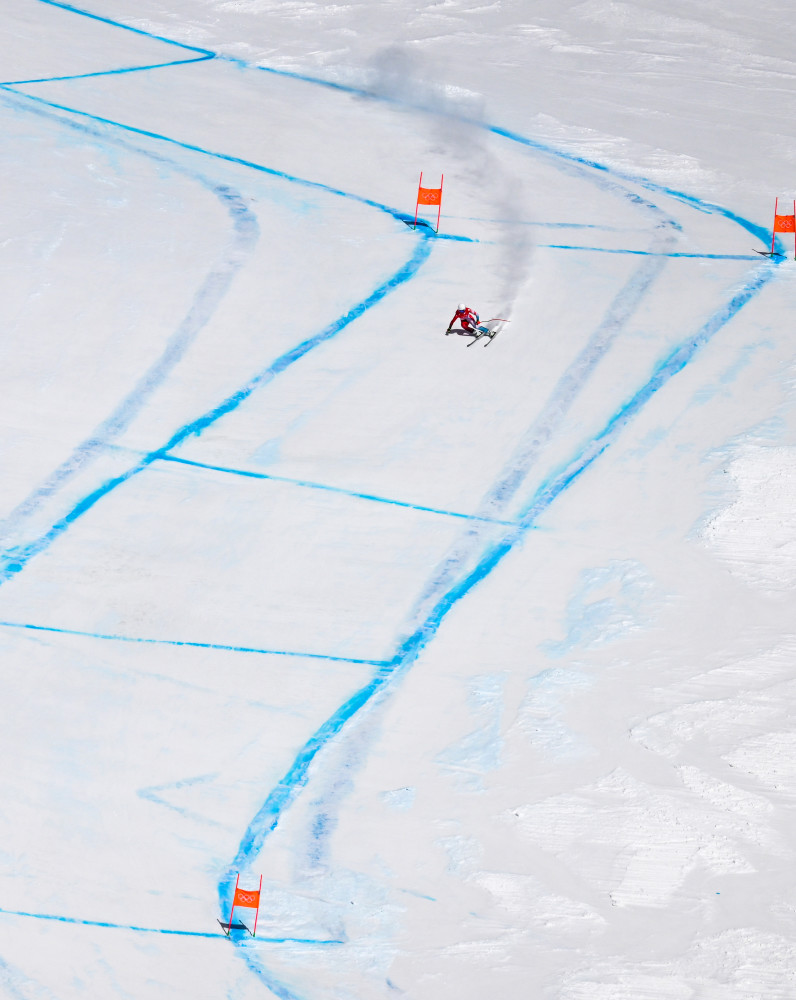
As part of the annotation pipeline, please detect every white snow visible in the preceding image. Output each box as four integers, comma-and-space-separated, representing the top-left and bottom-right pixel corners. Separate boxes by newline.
1, 1, 795, 998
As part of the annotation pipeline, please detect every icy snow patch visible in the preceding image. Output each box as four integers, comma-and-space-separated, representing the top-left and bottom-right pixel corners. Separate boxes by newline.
701, 444, 796, 592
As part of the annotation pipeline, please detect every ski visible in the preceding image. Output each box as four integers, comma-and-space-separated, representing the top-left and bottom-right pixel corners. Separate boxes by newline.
218, 919, 250, 935
476, 318, 509, 346
753, 249, 784, 258
448, 317, 508, 346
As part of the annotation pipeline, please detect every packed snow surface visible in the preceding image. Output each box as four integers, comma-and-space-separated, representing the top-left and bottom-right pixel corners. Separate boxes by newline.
1, 2, 795, 998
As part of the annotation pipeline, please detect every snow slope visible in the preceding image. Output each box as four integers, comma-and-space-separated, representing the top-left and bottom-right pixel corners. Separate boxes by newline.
0, 2, 795, 998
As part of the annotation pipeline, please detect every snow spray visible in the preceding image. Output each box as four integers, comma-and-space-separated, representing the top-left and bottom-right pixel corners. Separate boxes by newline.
365, 45, 534, 320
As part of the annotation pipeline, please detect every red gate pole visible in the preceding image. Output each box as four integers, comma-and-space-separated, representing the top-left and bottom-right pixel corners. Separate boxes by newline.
252, 874, 263, 938
771, 197, 778, 256
224, 872, 240, 936
436, 174, 444, 233
792, 200, 795, 260
413, 172, 422, 230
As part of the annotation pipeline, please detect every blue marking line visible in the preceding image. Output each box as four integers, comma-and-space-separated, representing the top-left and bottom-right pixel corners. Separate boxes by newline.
0, 906, 342, 944
0, 620, 389, 667
429, 232, 477, 242
0, 59, 214, 87
449, 217, 644, 231
159, 456, 517, 526
38, 0, 214, 58
539, 244, 761, 260
397, 888, 436, 902
138, 774, 223, 827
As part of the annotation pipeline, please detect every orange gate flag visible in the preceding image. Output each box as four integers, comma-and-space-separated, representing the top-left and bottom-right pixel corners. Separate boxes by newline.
220, 873, 262, 937
769, 197, 796, 257
414, 172, 444, 233
234, 886, 261, 908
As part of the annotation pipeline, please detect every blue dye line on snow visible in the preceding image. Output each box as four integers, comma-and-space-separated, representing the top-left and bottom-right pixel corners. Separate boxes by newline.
0, 906, 342, 944
0, 620, 388, 666
0, 57, 214, 87
0, 955, 31, 1000
451, 217, 645, 230
38, 0, 214, 58
159, 455, 517, 526
396, 888, 436, 902
427, 232, 476, 242
138, 774, 224, 827
540, 244, 761, 260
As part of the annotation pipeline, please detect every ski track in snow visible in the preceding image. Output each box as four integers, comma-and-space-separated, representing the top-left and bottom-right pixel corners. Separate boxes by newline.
0, 111, 260, 547
0, 1, 786, 997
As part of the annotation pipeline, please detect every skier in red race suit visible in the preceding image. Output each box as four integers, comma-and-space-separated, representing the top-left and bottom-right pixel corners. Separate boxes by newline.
446, 303, 480, 336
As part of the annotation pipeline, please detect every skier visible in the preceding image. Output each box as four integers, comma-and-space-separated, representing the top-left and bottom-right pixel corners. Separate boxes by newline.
446, 303, 480, 336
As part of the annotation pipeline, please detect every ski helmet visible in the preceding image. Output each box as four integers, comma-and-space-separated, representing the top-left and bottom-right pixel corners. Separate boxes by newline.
457, 303, 466, 311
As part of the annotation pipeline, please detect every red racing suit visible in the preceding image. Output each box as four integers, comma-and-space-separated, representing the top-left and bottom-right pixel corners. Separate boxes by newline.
449, 306, 480, 333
